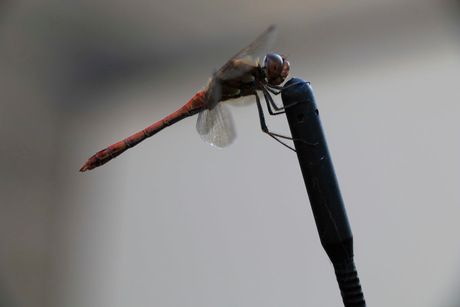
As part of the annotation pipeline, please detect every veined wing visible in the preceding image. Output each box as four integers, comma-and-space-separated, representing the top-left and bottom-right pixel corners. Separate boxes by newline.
223, 25, 277, 70
228, 95, 255, 106
216, 25, 278, 81
206, 25, 277, 111
195, 26, 277, 148
196, 76, 235, 147
196, 103, 235, 148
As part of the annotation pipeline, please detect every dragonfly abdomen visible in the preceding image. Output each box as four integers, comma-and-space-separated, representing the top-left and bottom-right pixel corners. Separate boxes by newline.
79, 91, 207, 172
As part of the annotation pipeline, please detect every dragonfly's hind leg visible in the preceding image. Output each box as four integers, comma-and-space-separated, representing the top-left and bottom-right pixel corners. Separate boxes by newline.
254, 93, 296, 151
255, 91, 318, 151
262, 89, 285, 116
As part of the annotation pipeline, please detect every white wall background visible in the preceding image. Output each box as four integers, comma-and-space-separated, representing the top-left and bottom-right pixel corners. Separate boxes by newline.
1, 0, 459, 306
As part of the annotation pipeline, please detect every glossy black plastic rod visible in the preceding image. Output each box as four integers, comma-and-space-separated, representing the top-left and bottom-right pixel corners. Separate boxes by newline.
281, 78, 366, 307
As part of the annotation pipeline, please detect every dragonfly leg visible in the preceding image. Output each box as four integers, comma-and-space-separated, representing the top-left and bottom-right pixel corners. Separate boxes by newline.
256, 92, 318, 149
255, 93, 296, 151
262, 81, 310, 115
262, 88, 285, 116
267, 80, 310, 94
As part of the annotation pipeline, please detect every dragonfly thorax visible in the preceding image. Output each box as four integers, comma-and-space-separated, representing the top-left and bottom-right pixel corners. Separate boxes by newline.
263, 53, 290, 86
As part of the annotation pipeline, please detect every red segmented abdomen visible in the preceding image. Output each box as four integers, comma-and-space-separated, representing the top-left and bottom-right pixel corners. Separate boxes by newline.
79, 91, 207, 172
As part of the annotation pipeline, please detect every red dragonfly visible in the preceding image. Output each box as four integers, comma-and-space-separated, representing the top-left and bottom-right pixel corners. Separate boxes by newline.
80, 25, 294, 172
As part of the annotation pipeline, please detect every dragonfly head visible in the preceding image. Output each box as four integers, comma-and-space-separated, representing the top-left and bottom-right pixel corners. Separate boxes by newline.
263, 53, 290, 85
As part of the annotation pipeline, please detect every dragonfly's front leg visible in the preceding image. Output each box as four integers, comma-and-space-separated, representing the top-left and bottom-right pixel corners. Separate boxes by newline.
266, 80, 310, 95
262, 81, 310, 115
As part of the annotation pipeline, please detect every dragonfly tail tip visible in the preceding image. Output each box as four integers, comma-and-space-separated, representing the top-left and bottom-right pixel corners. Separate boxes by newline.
79, 163, 89, 172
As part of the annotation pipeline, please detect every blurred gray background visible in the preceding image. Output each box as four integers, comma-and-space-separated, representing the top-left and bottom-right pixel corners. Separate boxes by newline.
1, 0, 459, 306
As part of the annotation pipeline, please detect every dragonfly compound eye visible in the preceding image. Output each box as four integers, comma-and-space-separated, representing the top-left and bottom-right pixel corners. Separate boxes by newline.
263, 53, 290, 85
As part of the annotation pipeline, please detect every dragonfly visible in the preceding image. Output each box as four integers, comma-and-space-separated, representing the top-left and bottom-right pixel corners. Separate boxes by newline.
80, 25, 297, 172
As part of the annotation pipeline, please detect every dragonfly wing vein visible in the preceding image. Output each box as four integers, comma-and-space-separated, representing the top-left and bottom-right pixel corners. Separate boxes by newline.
196, 104, 235, 148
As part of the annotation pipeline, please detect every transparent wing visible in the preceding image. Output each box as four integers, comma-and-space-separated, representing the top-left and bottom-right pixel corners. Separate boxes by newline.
195, 26, 277, 147
216, 25, 278, 81
227, 25, 277, 66
196, 103, 236, 148
228, 95, 255, 106
204, 25, 278, 111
